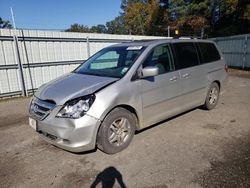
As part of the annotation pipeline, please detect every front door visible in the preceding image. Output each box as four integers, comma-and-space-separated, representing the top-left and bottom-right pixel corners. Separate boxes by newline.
139, 44, 183, 128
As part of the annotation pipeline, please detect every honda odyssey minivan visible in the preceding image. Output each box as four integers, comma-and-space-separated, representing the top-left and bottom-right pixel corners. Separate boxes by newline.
29, 39, 228, 154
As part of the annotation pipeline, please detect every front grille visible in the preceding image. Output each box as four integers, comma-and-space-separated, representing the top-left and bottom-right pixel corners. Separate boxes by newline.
29, 97, 56, 120
39, 130, 57, 140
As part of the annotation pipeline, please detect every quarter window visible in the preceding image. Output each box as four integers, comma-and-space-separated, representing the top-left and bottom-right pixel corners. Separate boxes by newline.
198, 43, 221, 63
173, 43, 199, 69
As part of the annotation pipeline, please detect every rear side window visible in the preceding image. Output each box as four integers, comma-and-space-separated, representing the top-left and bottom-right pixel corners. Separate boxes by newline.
173, 43, 199, 69
198, 43, 221, 63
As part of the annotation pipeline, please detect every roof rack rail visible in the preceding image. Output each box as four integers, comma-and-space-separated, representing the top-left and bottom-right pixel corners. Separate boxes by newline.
121, 38, 173, 43
121, 39, 155, 43
172, 36, 203, 39
179, 37, 192, 39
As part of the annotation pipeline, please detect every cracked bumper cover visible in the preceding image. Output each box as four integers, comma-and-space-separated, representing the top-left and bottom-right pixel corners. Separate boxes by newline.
31, 106, 101, 153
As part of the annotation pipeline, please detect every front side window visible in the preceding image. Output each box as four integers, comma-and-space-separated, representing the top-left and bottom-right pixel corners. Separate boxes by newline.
173, 42, 199, 69
75, 46, 145, 78
142, 44, 174, 74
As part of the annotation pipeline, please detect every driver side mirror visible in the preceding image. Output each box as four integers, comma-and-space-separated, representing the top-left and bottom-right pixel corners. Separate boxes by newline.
141, 66, 159, 78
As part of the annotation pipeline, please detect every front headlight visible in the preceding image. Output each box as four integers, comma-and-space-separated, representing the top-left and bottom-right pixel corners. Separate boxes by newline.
56, 95, 95, 119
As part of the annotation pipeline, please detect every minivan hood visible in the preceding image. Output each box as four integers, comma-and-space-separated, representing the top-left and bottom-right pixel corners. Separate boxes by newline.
35, 73, 118, 105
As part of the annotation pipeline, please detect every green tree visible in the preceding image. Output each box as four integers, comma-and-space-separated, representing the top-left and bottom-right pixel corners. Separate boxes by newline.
65, 0, 249, 36
0, 17, 12, 29
121, 0, 148, 12
147, 0, 170, 35
188, 0, 212, 19
239, 0, 250, 20
90, 24, 107, 33
65, 18, 126, 34
106, 16, 127, 34
229, 0, 250, 22
65, 24, 91, 33
168, 0, 211, 35
213, 0, 250, 36
124, 0, 169, 35
103, 0, 148, 35
124, 2, 149, 35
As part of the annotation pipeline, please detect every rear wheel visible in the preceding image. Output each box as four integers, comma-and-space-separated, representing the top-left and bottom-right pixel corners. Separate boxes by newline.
204, 82, 220, 110
97, 108, 136, 154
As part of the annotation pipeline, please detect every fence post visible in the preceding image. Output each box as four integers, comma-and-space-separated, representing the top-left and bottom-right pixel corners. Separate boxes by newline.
13, 33, 27, 96
11, 8, 27, 96
21, 29, 35, 95
87, 36, 90, 58
242, 35, 248, 70
201, 28, 204, 39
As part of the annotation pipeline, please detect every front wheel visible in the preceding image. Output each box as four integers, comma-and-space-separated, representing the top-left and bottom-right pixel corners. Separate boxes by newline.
97, 108, 136, 154
203, 82, 220, 110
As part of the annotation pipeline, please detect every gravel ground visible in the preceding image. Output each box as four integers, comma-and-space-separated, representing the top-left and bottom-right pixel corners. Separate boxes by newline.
0, 74, 249, 188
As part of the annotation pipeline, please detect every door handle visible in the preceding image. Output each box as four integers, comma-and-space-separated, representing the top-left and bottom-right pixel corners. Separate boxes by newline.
170, 76, 178, 82
182, 73, 190, 78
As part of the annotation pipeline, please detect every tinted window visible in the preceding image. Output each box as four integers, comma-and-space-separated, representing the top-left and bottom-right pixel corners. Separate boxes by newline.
173, 43, 199, 69
143, 44, 174, 74
198, 43, 221, 63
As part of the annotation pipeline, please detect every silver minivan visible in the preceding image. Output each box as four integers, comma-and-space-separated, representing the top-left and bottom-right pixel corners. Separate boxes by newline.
29, 39, 228, 154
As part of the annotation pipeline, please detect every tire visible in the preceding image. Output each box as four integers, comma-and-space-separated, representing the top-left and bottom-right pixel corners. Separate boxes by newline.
204, 82, 220, 110
97, 107, 136, 154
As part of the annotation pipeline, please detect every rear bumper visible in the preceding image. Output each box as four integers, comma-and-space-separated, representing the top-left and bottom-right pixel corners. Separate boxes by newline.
30, 107, 101, 153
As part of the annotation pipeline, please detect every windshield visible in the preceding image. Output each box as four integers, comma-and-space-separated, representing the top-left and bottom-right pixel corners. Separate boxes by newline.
74, 46, 145, 78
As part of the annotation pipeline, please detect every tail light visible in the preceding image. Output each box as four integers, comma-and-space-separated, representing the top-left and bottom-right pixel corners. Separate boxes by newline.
224, 64, 228, 73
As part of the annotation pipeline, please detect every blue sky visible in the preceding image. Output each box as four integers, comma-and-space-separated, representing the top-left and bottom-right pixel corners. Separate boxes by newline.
0, 0, 121, 30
